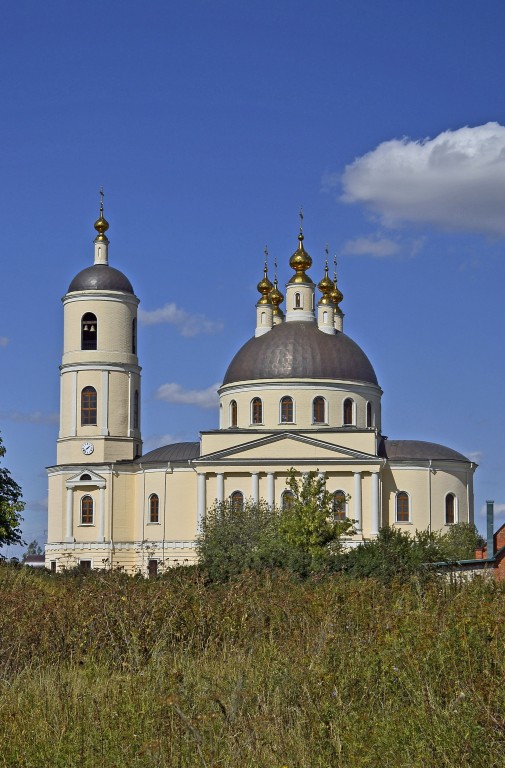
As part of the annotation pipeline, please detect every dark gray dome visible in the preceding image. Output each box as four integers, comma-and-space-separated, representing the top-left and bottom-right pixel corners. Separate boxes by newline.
68, 264, 134, 294
379, 439, 471, 463
223, 321, 378, 385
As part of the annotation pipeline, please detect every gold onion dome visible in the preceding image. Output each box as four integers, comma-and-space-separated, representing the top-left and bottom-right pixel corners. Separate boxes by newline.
318, 262, 334, 305
94, 201, 110, 242
257, 265, 273, 305
269, 278, 285, 315
330, 279, 343, 306
289, 230, 314, 284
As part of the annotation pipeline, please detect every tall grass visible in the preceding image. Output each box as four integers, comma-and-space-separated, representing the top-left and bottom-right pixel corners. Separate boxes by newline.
0, 564, 504, 766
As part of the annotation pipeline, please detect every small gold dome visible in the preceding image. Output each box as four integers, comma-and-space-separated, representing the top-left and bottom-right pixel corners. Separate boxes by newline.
269, 278, 285, 316
94, 200, 109, 242
257, 266, 273, 305
318, 262, 334, 305
330, 282, 344, 306
288, 231, 314, 284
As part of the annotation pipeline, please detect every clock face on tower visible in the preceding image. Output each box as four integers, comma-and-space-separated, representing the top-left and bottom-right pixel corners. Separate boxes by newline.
81, 441, 94, 456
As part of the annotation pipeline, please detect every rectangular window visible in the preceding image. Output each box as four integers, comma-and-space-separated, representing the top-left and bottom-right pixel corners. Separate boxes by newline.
79, 560, 92, 573
50, 561, 57, 573
148, 559, 158, 578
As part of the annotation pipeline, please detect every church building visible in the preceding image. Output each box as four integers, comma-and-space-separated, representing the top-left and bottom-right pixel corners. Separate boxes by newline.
45, 203, 476, 573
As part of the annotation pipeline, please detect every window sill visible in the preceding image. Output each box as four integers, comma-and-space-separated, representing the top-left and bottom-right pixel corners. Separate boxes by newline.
313, 422, 328, 426
279, 422, 296, 426
395, 521, 412, 525
147, 522, 161, 526
78, 524, 95, 527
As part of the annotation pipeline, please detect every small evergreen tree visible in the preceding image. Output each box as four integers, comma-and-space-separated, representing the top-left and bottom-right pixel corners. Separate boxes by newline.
0, 433, 24, 548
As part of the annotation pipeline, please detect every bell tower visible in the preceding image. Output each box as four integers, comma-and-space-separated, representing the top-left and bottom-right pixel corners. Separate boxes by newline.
56, 196, 142, 465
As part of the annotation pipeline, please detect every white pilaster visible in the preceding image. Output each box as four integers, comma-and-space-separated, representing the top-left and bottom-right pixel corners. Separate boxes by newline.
371, 472, 380, 535
353, 471, 362, 531
65, 487, 73, 542
128, 372, 132, 437
101, 370, 109, 435
267, 472, 275, 507
71, 371, 77, 436
98, 487, 105, 541
197, 473, 206, 530
216, 473, 224, 503
251, 472, 259, 503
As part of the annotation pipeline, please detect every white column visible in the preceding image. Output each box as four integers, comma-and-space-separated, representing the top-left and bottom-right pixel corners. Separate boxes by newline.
353, 472, 362, 531
371, 472, 380, 535
71, 371, 77, 436
216, 473, 224, 503
98, 487, 105, 542
267, 472, 275, 507
101, 371, 109, 435
197, 473, 206, 530
251, 472, 259, 503
65, 487, 73, 542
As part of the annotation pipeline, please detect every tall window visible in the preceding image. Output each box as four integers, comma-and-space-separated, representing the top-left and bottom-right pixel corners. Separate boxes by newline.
366, 402, 372, 428
81, 313, 97, 350
134, 390, 139, 429
252, 397, 263, 424
445, 494, 455, 525
333, 491, 347, 521
282, 490, 294, 511
313, 396, 325, 424
148, 559, 158, 578
396, 492, 410, 523
295, 293, 301, 308
132, 318, 137, 354
149, 494, 159, 523
230, 491, 244, 511
230, 400, 238, 427
280, 396, 294, 423
81, 495, 94, 525
343, 398, 354, 426
81, 387, 97, 425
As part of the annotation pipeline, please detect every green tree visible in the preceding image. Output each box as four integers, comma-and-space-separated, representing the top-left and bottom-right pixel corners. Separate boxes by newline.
438, 522, 484, 561
0, 432, 24, 548
342, 525, 442, 584
280, 469, 354, 568
22, 540, 43, 563
196, 498, 285, 582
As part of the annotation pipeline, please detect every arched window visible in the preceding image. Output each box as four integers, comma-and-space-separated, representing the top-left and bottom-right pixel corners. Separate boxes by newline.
366, 402, 372, 428
81, 313, 97, 350
333, 491, 347, 521
81, 387, 97, 425
396, 492, 410, 523
251, 397, 263, 424
230, 491, 244, 511
445, 494, 456, 525
313, 396, 325, 424
343, 398, 354, 426
132, 318, 137, 354
133, 390, 139, 429
149, 494, 159, 524
282, 490, 294, 511
280, 396, 294, 423
81, 495, 94, 525
230, 400, 238, 427
295, 293, 301, 308
80, 474, 91, 481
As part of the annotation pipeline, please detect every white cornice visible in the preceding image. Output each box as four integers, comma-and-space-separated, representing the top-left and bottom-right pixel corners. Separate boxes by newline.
219, 380, 383, 397
63, 292, 139, 306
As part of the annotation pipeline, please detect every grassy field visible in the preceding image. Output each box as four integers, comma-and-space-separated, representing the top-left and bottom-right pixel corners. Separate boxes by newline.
0, 564, 504, 767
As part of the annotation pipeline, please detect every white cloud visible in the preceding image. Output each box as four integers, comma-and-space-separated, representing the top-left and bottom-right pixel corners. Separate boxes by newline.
342, 235, 401, 258
27, 497, 48, 513
0, 337, 9, 347
479, 502, 505, 519
156, 382, 220, 409
0, 410, 59, 424
465, 451, 483, 464
139, 303, 223, 337
338, 122, 505, 236
142, 433, 187, 451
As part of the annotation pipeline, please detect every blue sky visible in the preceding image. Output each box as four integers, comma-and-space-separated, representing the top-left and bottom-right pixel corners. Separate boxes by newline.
2, 0, 505, 554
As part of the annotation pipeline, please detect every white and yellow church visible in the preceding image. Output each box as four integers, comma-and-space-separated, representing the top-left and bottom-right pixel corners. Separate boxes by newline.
45, 204, 476, 573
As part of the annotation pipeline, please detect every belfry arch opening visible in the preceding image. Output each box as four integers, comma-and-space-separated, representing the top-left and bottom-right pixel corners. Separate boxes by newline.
81, 313, 97, 350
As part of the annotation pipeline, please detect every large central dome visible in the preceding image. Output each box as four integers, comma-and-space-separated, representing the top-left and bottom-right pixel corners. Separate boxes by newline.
223, 321, 378, 386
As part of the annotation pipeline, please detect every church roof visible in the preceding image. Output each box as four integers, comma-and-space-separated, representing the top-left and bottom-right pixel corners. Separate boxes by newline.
137, 442, 200, 463
223, 321, 378, 386
379, 439, 471, 463
68, 264, 134, 294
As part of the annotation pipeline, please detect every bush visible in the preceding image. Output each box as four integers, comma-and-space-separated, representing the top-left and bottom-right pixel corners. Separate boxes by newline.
438, 522, 485, 561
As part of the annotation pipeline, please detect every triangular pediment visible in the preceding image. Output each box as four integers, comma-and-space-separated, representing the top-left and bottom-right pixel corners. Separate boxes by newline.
196, 432, 378, 464
66, 469, 106, 488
